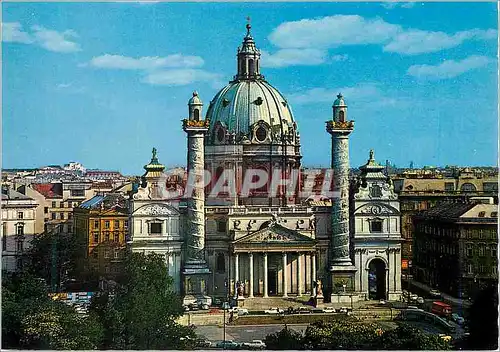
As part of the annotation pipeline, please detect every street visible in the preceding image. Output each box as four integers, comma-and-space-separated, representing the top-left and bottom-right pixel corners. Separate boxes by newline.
196, 324, 308, 343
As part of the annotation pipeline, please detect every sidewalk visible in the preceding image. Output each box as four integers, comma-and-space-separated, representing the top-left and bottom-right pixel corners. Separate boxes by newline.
406, 279, 471, 309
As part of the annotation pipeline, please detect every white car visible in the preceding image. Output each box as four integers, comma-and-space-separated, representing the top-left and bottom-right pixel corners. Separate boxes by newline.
237, 308, 249, 315
410, 294, 418, 301
322, 306, 336, 313
243, 340, 266, 349
264, 307, 284, 314
416, 297, 425, 304
339, 307, 348, 313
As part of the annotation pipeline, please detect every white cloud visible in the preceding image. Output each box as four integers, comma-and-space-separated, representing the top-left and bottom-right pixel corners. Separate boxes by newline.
269, 15, 400, 49
2, 22, 33, 43
261, 49, 328, 68
381, 2, 416, 10
31, 25, 81, 53
384, 29, 496, 55
331, 54, 348, 62
407, 55, 494, 80
2, 22, 81, 53
89, 54, 204, 70
287, 83, 381, 105
142, 69, 222, 86
267, 15, 497, 58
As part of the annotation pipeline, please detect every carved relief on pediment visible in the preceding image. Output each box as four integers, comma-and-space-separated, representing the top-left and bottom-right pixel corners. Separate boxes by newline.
134, 204, 178, 216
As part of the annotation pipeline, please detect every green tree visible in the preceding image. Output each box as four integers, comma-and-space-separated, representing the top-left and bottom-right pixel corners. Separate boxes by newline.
23, 229, 89, 291
2, 272, 103, 350
302, 320, 381, 350
264, 325, 305, 350
89, 252, 195, 350
376, 323, 451, 350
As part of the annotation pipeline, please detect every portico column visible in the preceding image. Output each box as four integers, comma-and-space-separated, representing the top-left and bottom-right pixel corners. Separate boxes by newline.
235, 253, 239, 284
282, 252, 288, 297
311, 252, 317, 296
263, 253, 268, 298
249, 253, 254, 298
297, 253, 303, 296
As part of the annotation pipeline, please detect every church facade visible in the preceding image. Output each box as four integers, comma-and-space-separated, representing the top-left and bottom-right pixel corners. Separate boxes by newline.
128, 24, 402, 304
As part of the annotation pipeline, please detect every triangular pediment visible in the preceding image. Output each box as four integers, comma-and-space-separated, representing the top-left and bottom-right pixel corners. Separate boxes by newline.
234, 223, 315, 244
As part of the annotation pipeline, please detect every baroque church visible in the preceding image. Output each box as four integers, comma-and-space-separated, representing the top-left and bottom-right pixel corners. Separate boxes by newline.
128, 23, 402, 305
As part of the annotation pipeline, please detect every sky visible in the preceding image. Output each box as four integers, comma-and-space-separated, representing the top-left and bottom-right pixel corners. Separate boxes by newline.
2, 1, 498, 175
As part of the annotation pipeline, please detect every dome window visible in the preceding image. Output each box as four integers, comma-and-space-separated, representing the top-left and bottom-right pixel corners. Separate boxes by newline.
222, 98, 230, 107
255, 126, 267, 142
254, 97, 263, 105
338, 110, 345, 122
217, 128, 225, 142
281, 101, 287, 107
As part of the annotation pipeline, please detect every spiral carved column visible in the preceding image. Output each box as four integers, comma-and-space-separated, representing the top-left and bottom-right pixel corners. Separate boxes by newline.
186, 132, 206, 261
331, 134, 352, 266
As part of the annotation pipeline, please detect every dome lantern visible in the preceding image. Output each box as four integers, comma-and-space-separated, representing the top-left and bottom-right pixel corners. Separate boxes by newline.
234, 19, 263, 81
188, 91, 203, 121
332, 93, 348, 123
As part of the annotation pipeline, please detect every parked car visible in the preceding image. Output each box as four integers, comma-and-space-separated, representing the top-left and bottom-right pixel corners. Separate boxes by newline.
322, 306, 336, 313
429, 289, 441, 298
215, 340, 240, 349
451, 313, 465, 325
409, 293, 418, 301
379, 299, 386, 305
297, 307, 311, 314
196, 339, 212, 348
339, 307, 348, 313
264, 307, 284, 314
241, 340, 266, 350
416, 297, 425, 304
237, 308, 249, 315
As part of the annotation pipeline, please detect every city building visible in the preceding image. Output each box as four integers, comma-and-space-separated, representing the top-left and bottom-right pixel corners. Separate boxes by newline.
412, 202, 498, 298
352, 150, 402, 301
392, 168, 498, 276
127, 24, 402, 304
1, 186, 38, 271
74, 193, 129, 277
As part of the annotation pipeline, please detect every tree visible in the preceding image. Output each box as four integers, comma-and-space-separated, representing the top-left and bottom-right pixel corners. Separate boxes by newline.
264, 325, 305, 350
302, 320, 381, 350
2, 272, 103, 350
22, 228, 89, 291
466, 284, 499, 350
89, 252, 194, 350
375, 323, 451, 350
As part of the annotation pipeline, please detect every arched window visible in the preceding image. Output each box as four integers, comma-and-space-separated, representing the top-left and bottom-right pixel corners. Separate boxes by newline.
193, 109, 200, 121
216, 253, 225, 273
338, 110, 345, 122
461, 183, 477, 192
249, 59, 255, 75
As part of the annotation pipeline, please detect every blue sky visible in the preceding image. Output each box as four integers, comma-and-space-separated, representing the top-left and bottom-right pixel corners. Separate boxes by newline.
2, 2, 498, 175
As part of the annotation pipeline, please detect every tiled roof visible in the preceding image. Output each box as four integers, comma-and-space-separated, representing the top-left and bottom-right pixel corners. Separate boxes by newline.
1, 188, 33, 201
32, 183, 63, 198
417, 202, 476, 221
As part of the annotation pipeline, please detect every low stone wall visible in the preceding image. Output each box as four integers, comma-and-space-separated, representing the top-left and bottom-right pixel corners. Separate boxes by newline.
330, 293, 364, 303
176, 313, 229, 326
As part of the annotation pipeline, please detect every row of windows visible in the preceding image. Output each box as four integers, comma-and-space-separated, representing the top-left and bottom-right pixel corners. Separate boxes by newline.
93, 220, 128, 230
50, 201, 81, 209
50, 212, 72, 220
467, 264, 497, 275
92, 248, 122, 259
466, 245, 497, 258
1, 235, 24, 252
93, 231, 122, 243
